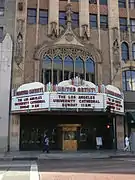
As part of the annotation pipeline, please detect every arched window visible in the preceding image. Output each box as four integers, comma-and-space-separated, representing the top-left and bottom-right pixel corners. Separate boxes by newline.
42, 52, 96, 85
122, 70, 135, 91
43, 56, 52, 84
53, 56, 63, 84
132, 43, 135, 60
86, 58, 95, 82
121, 42, 129, 61
75, 57, 84, 79
44, 55, 52, 66
64, 56, 74, 80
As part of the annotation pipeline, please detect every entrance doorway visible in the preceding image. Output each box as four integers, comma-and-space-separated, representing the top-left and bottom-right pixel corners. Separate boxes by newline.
20, 113, 114, 151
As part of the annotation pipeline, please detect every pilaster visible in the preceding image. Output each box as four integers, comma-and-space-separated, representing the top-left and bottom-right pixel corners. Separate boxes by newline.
48, 0, 59, 36
10, 115, 20, 151
79, 0, 90, 38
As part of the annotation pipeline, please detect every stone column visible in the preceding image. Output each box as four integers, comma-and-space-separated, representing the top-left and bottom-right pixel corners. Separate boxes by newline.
34, 0, 40, 82
79, 0, 90, 38
10, 115, 20, 151
108, 0, 121, 88
116, 115, 124, 150
13, 0, 28, 87
48, 0, 59, 36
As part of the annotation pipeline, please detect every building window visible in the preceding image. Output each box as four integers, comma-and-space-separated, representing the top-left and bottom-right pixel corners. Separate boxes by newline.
64, 56, 74, 80
75, 57, 84, 79
90, 14, 97, 28
100, 0, 107, 5
72, 12, 79, 27
27, 8, 37, 24
132, 43, 135, 60
53, 56, 63, 84
43, 55, 95, 85
100, 15, 108, 29
86, 58, 95, 82
39, 10, 48, 25
0, 0, 4, 16
89, 0, 97, 4
59, 11, 66, 26
0, 27, 3, 42
130, 19, 135, 32
119, 18, 127, 31
121, 42, 129, 61
43, 56, 52, 84
129, 0, 135, 9
122, 70, 135, 91
118, 0, 126, 8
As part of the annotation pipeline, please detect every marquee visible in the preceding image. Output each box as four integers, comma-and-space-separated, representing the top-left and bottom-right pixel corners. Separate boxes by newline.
11, 77, 124, 114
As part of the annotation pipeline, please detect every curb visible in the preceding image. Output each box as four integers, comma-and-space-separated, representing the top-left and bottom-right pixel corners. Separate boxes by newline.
109, 155, 135, 159
12, 157, 38, 161
0, 154, 135, 161
0, 157, 13, 161
0, 156, 110, 161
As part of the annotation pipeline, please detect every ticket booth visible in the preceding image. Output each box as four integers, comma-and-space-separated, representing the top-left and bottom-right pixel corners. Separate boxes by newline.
58, 124, 81, 151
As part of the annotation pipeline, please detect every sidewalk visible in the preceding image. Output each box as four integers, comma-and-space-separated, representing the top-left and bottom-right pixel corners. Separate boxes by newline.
0, 150, 135, 161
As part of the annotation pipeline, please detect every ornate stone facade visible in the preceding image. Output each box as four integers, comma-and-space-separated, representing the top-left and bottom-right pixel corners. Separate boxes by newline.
8, 0, 127, 152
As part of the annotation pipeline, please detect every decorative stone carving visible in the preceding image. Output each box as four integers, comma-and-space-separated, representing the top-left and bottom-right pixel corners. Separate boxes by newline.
16, 32, 23, 57
66, 3, 72, 24
120, 31, 129, 42
17, 19, 24, 34
49, 22, 57, 39
58, 76, 96, 87
112, 27, 120, 71
81, 24, 89, 41
15, 19, 24, 66
89, 0, 97, 3
44, 47, 92, 60
18, 2, 23, 11
112, 27, 119, 54
113, 39, 119, 54
112, 27, 118, 40
65, 33, 74, 42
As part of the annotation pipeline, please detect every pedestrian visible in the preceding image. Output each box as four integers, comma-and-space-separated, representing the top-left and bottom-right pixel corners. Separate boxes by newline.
124, 135, 130, 151
43, 134, 50, 153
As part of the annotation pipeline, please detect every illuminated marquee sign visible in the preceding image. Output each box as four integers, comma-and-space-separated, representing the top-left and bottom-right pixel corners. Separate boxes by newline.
49, 93, 104, 109
11, 80, 124, 114
105, 95, 124, 113
12, 93, 49, 112
105, 85, 124, 113
56, 86, 96, 94
15, 82, 45, 97
12, 82, 49, 112
16, 87, 44, 96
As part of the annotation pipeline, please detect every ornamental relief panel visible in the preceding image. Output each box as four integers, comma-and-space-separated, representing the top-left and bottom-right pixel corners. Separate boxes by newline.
15, 19, 24, 66
44, 47, 93, 61
34, 43, 103, 64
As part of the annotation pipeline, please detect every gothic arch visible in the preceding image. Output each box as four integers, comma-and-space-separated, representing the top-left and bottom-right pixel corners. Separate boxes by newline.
34, 43, 103, 84
34, 44, 103, 65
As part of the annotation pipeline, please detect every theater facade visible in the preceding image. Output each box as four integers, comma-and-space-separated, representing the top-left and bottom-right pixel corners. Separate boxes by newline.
11, 78, 124, 151
8, 0, 128, 152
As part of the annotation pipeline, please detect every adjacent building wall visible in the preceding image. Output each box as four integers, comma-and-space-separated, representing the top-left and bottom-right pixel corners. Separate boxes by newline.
0, 34, 13, 152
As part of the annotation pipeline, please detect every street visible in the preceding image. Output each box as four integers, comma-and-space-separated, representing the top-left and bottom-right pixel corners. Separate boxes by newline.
0, 158, 135, 179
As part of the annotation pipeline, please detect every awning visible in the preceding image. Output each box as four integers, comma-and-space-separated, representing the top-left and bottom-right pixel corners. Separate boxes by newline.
126, 112, 135, 123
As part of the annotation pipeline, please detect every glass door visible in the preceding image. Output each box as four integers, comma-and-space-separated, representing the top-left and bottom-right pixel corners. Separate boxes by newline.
20, 127, 47, 150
